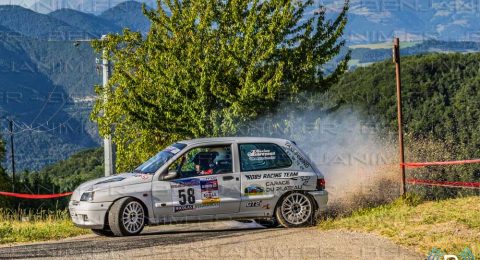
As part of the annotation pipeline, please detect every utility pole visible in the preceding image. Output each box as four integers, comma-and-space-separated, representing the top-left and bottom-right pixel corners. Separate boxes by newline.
8, 119, 15, 192
75, 36, 116, 177
393, 37, 406, 195
102, 35, 115, 177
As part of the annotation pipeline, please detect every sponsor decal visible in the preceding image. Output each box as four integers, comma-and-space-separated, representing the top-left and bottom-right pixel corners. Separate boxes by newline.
244, 185, 265, 196
262, 204, 271, 210
196, 203, 220, 209
200, 178, 220, 206
284, 142, 311, 170
165, 146, 181, 154
247, 149, 276, 160
265, 180, 294, 192
171, 178, 200, 189
245, 200, 262, 207
300, 176, 312, 186
244, 172, 299, 180
132, 173, 150, 180
201, 179, 218, 191
174, 204, 194, 212
266, 180, 290, 186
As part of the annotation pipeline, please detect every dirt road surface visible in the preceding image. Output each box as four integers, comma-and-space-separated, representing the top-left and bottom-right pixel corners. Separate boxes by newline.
0, 221, 422, 259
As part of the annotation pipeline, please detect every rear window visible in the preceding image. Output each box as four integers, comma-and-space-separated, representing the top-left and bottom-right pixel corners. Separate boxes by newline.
239, 143, 292, 172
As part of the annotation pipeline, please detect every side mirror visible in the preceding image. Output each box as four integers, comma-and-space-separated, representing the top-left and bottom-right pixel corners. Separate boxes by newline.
160, 170, 177, 181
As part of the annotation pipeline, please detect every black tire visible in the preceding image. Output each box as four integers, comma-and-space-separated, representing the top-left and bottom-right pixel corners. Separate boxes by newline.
108, 197, 146, 236
254, 218, 279, 228
91, 228, 114, 237
275, 192, 316, 228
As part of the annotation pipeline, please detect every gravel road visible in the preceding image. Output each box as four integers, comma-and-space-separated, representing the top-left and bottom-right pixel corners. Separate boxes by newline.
0, 221, 422, 259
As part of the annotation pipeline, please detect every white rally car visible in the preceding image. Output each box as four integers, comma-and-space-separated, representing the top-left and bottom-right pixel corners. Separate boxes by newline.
69, 137, 327, 236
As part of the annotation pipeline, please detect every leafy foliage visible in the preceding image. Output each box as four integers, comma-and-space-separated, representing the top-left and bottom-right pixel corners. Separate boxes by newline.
92, 0, 350, 171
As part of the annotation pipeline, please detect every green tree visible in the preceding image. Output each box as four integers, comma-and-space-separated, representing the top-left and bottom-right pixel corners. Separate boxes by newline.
92, 0, 350, 171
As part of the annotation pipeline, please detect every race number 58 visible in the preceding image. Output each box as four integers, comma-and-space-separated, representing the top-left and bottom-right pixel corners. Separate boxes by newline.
178, 188, 195, 205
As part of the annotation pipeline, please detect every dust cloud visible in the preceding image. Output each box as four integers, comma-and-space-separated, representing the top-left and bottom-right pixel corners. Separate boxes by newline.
241, 107, 401, 215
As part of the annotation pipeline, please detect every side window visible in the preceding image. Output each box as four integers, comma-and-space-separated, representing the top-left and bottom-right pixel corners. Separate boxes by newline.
169, 145, 233, 178
239, 143, 292, 172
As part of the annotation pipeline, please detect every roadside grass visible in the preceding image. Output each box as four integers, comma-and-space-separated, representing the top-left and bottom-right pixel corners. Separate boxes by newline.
0, 209, 89, 244
319, 195, 480, 257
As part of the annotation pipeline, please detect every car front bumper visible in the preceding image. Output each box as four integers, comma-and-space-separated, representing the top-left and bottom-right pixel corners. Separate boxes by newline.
68, 200, 113, 229
308, 190, 328, 213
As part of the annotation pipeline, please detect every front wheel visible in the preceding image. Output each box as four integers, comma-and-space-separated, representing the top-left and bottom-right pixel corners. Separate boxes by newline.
275, 192, 316, 228
108, 197, 146, 236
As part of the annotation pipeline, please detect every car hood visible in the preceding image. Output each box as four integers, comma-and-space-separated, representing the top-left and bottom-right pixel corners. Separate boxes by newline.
72, 172, 153, 198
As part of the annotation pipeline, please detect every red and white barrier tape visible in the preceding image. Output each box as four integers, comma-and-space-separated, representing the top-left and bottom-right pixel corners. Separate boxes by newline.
402, 159, 480, 168
401, 159, 480, 188
0, 191, 73, 199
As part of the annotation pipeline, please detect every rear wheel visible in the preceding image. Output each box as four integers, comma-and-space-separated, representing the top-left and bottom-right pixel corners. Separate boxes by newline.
91, 228, 114, 237
254, 218, 278, 228
108, 197, 146, 236
275, 192, 316, 228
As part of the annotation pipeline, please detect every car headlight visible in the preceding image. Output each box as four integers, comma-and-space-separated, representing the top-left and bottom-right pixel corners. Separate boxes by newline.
80, 191, 95, 202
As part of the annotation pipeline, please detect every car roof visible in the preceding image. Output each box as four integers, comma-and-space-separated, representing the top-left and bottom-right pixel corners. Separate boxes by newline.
177, 137, 291, 146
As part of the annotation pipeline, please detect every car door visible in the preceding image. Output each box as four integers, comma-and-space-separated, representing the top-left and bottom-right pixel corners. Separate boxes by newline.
152, 143, 241, 221
238, 142, 295, 214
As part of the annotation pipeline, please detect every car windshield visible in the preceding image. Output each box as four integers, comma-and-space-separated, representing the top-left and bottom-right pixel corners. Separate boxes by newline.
134, 143, 187, 174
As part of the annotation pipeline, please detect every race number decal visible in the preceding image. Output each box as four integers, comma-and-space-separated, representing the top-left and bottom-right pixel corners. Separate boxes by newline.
178, 188, 195, 205
171, 177, 220, 212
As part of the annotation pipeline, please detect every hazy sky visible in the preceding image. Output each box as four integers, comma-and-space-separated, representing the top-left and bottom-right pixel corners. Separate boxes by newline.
0, 0, 157, 14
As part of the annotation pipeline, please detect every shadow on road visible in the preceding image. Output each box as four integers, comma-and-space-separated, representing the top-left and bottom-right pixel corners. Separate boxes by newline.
0, 227, 276, 259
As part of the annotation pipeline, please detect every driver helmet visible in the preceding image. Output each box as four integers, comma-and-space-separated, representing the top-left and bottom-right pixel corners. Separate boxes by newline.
208, 147, 230, 164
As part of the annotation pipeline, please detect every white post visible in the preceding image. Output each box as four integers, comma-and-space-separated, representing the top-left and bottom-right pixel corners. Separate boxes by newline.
102, 35, 115, 177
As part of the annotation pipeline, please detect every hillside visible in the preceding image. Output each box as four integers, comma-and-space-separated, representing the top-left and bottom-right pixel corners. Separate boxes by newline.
348, 40, 480, 68
0, 5, 91, 40
0, 34, 100, 171
0, 2, 154, 171
100, 1, 151, 33
16, 148, 103, 209
331, 52, 480, 198
49, 9, 121, 37
35, 148, 103, 192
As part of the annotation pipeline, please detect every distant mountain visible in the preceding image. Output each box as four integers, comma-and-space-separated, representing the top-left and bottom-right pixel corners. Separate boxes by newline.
348, 40, 480, 68
0, 5, 92, 40
29, 0, 155, 15
313, 0, 480, 44
0, 34, 100, 171
49, 9, 122, 37
15, 0, 480, 43
100, 1, 151, 33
